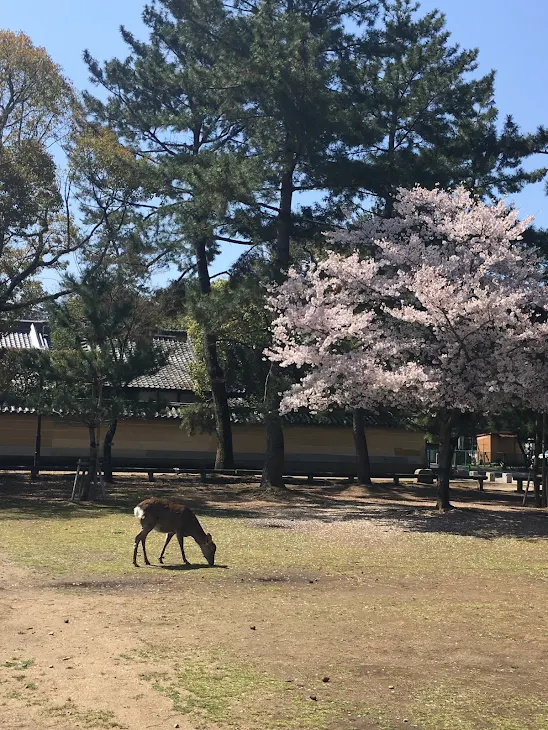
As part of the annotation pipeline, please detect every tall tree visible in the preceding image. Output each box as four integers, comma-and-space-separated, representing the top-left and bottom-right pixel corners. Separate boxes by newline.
83, 0, 264, 469
179, 276, 271, 392
332, 0, 546, 482
0, 30, 148, 326
163, 274, 272, 445
227, 0, 379, 488
0, 31, 133, 319
0, 30, 75, 316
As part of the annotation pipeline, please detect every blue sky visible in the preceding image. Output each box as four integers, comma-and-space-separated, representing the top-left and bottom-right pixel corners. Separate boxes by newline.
3, 0, 548, 279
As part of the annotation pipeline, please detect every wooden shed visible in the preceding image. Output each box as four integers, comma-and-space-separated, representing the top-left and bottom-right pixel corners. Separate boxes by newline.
476, 433, 525, 467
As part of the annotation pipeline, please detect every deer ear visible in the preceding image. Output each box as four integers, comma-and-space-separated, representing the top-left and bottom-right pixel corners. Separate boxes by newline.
206, 533, 213, 543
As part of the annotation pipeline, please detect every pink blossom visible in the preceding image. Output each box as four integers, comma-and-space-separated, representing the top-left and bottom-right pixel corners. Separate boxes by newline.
267, 186, 548, 417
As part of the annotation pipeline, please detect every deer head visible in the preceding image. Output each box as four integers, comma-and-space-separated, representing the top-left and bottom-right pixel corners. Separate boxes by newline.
200, 533, 216, 566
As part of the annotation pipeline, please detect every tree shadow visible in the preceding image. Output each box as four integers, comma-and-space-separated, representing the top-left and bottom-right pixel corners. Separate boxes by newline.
1, 472, 547, 541
158, 563, 229, 571
191, 482, 548, 541
385, 504, 548, 541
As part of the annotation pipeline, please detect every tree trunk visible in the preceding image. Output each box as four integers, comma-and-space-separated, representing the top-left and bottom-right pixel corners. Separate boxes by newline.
103, 419, 117, 484
516, 437, 528, 466
81, 426, 97, 501
31, 376, 44, 480
204, 332, 234, 469
542, 413, 547, 508
195, 238, 234, 469
31, 412, 42, 479
261, 365, 285, 489
274, 160, 293, 276
352, 408, 372, 485
437, 412, 455, 511
383, 104, 398, 218
534, 414, 542, 507
262, 154, 295, 490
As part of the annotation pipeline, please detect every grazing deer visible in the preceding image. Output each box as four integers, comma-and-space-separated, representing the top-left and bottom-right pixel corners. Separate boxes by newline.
133, 497, 216, 568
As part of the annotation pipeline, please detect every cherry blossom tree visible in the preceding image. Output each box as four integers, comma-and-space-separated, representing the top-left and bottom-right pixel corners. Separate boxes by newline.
267, 186, 548, 510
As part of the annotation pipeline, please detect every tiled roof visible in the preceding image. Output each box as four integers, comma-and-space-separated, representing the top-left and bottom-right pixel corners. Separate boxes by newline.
161, 404, 420, 430
229, 408, 413, 429
0, 325, 419, 431
0, 321, 50, 350
0, 402, 186, 419
1, 323, 196, 393
0, 402, 419, 430
127, 333, 196, 392
222, 401, 419, 429
0, 405, 38, 415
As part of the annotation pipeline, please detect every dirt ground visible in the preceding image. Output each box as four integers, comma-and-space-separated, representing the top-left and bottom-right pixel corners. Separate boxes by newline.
0, 473, 547, 730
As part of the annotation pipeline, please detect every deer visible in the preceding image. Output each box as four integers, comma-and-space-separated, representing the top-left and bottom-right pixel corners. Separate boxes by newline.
133, 497, 216, 568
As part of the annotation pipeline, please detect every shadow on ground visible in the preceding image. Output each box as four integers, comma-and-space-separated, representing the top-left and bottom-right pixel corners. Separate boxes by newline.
0, 472, 547, 541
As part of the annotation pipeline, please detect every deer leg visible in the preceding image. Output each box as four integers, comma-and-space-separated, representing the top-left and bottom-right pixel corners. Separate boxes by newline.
159, 533, 175, 564
176, 531, 190, 565
141, 530, 152, 566
133, 526, 153, 567
133, 531, 143, 567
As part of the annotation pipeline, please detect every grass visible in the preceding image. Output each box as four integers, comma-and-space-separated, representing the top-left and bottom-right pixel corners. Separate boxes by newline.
48, 701, 124, 729
412, 685, 548, 730
139, 649, 362, 730
3, 494, 548, 582
3, 659, 34, 671
1, 476, 548, 729
136, 645, 548, 730
0, 664, 123, 729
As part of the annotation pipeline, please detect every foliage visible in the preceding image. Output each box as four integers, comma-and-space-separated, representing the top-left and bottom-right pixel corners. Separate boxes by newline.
177, 402, 217, 436
221, 0, 380, 263
179, 278, 270, 399
0, 31, 76, 315
78, 0, 548, 485
67, 125, 170, 277
338, 0, 545, 215
82, 0, 270, 467
0, 30, 144, 318
0, 30, 75, 147
82, 0, 261, 273
41, 269, 168, 428
0, 349, 53, 416
175, 276, 272, 434
220, 0, 383, 485
270, 187, 548, 415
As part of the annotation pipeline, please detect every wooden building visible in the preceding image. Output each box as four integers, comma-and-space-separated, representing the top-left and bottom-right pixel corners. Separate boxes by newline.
476, 433, 525, 467
0, 321, 427, 476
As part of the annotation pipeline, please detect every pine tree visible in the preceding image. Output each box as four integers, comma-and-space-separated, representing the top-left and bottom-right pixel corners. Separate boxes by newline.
83, 0, 262, 468
227, 0, 379, 488
341, 0, 545, 214
45, 268, 167, 499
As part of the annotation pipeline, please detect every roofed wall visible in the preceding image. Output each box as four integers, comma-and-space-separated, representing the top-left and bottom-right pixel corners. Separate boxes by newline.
0, 412, 426, 475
